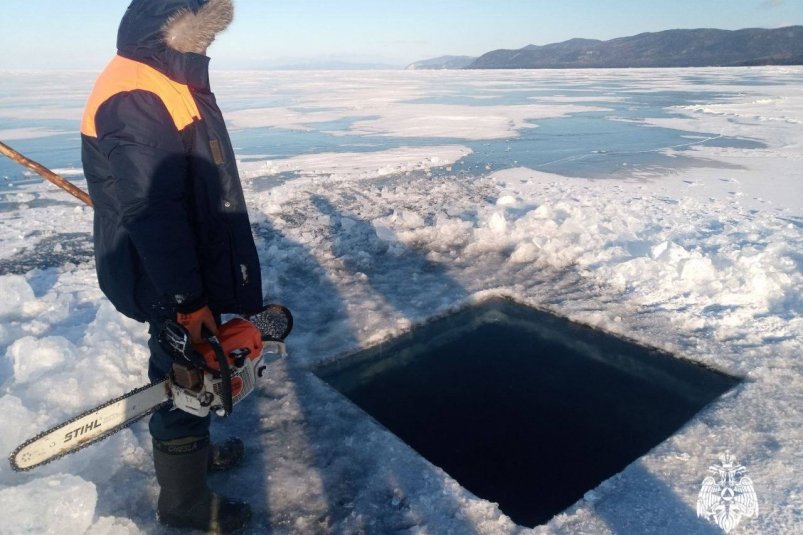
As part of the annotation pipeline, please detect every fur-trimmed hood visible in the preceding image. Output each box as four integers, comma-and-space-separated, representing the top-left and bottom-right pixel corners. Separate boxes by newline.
118, 0, 233, 55
163, 0, 234, 54
116, 0, 233, 86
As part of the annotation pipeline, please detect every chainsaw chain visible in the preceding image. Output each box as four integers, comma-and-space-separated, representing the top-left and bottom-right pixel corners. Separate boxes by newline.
9, 380, 170, 472
9, 306, 293, 472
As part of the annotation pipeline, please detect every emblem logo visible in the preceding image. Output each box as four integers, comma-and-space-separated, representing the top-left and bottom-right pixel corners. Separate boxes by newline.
697, 452, 758, 533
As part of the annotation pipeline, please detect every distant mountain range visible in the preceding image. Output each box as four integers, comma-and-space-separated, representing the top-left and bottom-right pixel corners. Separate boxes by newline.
268, 59, 401, 70
406, 55, 477, 70
407, 27, 803, 70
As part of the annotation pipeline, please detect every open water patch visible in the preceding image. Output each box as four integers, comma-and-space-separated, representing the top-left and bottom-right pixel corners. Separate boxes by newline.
315, 297, 740, 528
0, 232, 94, 274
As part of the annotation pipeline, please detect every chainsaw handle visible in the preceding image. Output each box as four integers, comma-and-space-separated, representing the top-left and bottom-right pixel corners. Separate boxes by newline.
208, 336, 234, 416
159, 320, 215, 373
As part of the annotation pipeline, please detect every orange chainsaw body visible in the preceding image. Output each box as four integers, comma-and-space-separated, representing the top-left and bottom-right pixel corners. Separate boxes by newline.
193, 318, 263, 372
170, 318, 268, 417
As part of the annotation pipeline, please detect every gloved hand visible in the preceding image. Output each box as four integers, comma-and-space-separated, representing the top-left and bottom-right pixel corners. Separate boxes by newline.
176, 305, 219, 344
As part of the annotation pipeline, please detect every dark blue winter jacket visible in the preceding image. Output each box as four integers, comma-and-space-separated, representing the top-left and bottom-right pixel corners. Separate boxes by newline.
81, 0, 262, 322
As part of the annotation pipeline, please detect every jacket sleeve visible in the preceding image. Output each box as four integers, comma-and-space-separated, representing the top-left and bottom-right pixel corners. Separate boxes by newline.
95, 90, 204, 309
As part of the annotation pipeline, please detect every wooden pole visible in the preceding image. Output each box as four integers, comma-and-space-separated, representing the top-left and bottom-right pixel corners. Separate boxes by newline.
0, 140, 93, 207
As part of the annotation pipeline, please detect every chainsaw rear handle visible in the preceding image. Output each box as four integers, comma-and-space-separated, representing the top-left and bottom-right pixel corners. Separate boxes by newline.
159, 321, 235, 416
207, 335, 234, 416
159, 320, 215, 373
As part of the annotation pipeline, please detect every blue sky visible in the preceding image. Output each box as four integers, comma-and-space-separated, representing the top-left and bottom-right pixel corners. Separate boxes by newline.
1, 0, 801, 70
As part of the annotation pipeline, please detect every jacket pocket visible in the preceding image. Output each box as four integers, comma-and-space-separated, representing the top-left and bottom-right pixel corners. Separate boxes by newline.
209, 139, 226, 166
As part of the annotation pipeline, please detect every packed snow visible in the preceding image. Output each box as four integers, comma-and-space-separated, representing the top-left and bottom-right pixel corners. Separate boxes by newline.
0, 67, 801, 534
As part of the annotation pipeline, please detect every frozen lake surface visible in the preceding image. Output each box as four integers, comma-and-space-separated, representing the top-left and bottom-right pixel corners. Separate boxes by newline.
0, 68, 797, 192
0, 67, 801, 534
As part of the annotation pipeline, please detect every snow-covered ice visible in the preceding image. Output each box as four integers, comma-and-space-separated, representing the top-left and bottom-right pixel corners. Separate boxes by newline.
238, 145, 472, 184
0, 474, 97, 534
0, 67, 801, 534
221, 71, 606, 140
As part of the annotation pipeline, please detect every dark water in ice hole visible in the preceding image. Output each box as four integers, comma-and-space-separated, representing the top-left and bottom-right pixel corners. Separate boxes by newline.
315, 298, 740, 528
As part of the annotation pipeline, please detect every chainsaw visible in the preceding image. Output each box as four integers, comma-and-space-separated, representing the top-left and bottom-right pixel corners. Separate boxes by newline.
9, 304, 293, 472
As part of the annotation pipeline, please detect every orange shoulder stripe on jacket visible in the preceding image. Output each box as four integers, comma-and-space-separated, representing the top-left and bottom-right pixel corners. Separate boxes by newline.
81, 55, 201, 138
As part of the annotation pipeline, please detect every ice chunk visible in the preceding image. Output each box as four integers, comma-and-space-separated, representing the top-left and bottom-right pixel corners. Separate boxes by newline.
0, 275, 35, 319
679, 256, 717, 283
397, 210, 425, 229
0, 323, 10, 347
85, 516, 144, 535
650, 241, 690, 262
0, 395, 42, 479
496, 195, 517, 206
510, 242, 540, 264
489, 212, 507, 234
6, 336, 77, 384
373, 222, 397, 243
0, 474, 97, 534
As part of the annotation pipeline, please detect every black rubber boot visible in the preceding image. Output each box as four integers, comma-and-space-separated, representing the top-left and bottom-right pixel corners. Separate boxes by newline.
153, 437, 251, 534
208, 437, 245, 473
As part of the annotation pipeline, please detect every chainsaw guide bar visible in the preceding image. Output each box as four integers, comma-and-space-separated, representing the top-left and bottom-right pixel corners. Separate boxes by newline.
10, 380, 170, 472
9, 305, 292, 472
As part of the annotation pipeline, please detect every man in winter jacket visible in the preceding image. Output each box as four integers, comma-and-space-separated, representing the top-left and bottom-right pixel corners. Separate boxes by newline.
81, 1, 261, 532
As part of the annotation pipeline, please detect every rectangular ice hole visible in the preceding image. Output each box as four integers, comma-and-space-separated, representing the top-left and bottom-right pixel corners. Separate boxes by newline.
314, 297, 740, 528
